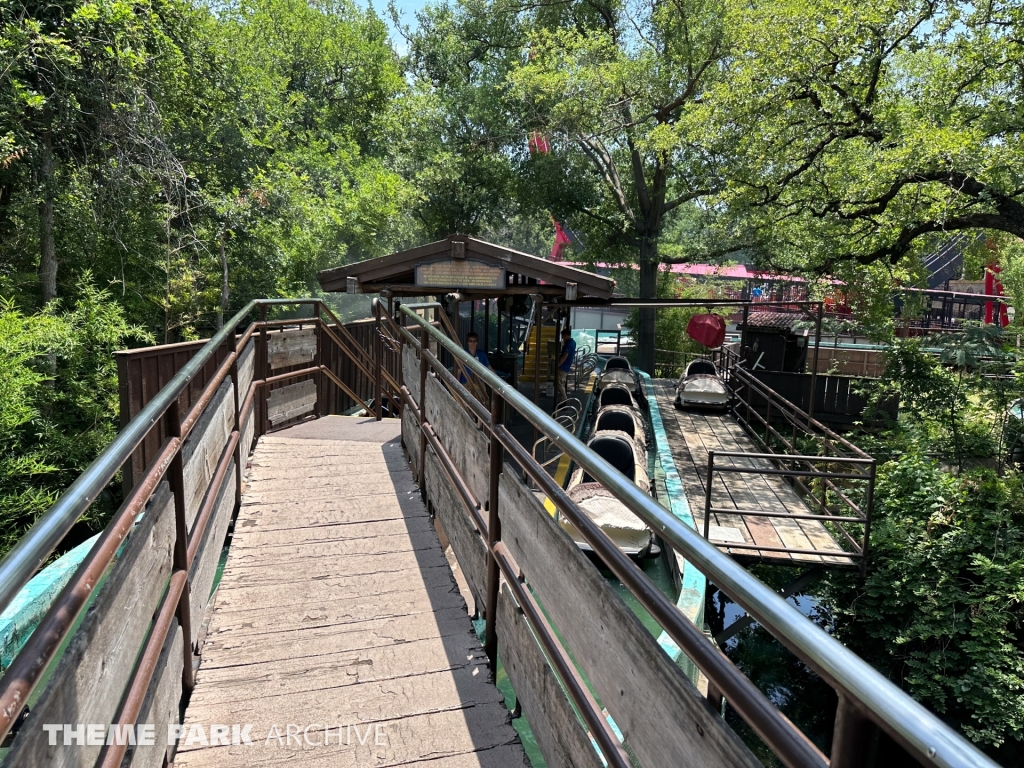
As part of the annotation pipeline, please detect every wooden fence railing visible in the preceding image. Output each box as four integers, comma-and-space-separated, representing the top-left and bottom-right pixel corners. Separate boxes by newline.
0, 299, 398, 768
387, 299, 998, 768
114, 314, 397, 491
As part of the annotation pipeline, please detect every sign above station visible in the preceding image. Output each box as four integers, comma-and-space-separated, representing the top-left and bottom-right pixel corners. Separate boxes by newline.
414, 258, 506, 290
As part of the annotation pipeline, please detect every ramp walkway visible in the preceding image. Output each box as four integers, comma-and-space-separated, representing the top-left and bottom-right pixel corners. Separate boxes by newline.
0, 296, 995, 768
176, 416, 526, 768
652, 379, 851, 566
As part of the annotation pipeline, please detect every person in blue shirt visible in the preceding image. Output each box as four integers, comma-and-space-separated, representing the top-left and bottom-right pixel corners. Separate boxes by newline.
457, 332, 493, 386
555, 328, 576, 406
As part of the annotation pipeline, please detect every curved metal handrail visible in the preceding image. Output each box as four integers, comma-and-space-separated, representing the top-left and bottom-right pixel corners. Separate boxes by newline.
0, 298, 322, 615
399, 302, 999, 768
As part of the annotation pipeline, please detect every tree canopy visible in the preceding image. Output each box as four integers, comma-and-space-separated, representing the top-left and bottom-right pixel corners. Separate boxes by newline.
1, 0, 1024, 759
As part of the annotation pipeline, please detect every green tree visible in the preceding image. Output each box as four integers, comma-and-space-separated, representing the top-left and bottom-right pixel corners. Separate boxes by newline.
507, 0, 729, 373
0, 0, 193, 305
398, 0, 545, 240
693, 0, 1024, 275
0, 276, 149, 558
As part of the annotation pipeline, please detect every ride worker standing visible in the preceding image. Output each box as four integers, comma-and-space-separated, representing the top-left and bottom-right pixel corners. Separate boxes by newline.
456, 331, 493, 386
554, 328, 576, 406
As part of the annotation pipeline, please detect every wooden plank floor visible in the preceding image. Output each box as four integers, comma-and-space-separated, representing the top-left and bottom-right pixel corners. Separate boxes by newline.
652, 380, 852, 567
176, 416, 527, 768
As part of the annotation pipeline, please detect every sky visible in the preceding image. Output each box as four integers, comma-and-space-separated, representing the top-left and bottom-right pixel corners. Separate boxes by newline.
360, 0, 427, 53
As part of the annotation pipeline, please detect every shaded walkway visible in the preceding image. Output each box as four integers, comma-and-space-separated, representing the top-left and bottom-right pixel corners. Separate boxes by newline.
176, 416, 526, 767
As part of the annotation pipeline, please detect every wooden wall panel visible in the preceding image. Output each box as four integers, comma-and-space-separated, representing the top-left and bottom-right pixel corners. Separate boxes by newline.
237, 339, 254, 405
123, 621, 183, 768
240, 403, 256, 464
237, 339, 256, 459
424, 375, 489, 506
3, 484, 176, 768
189, 459, 236, 648
497, 472, 761, 768
268, 328, 316, 370
266, 379, 316, 426
116, 339, 232, 493
497, 586, 604, 768
181, 380, 233, 532
424, 452, 487, 615
402, 343, 420, 402
402, 406, 421, 475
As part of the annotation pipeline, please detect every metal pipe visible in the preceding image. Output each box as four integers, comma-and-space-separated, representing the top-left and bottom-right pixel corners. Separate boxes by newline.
532, 295, 542, 416
0, 300, 261, 615
729, 367, 870, 459
400, 303, 1000, 768
374, 302, 384, 420
495, 426, 828, 768
259, 304, 269, 436
418, 326, 428, 489
705, 508, 864, 524
704, 451, 715, 540
703, 541, 860, 558
313, 315, 323, 418
484, 389, 503, 671
711, 467, 870, 481
711, 450, 874, 465
165, 400, 195, 693
860, 462, 877, 579
229, 336, 243, 508
808, 302, 823, 421
319, 366, 372, 413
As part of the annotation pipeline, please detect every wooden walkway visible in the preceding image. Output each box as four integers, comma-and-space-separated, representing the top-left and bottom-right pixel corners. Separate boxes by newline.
652, 380, 851, 567
176, 416, 527, 768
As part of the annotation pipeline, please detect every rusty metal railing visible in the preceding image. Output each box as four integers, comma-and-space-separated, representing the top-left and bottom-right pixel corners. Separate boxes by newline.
702, 450, 876, 569
0, 298, 392, 759
392, 300, 998, 768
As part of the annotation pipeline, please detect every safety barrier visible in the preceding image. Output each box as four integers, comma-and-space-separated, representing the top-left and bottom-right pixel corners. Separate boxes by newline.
0, 299, 393, 766
386, 299, 998, 768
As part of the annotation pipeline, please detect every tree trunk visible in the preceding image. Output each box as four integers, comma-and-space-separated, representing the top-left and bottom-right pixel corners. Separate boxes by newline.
38, 132, 57, 306
637, 235, 658, 374
217, 230, 229, 330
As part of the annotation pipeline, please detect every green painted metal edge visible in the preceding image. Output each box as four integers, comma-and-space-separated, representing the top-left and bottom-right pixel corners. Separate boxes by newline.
0, 534, 100, 673
639, 371, 708, 685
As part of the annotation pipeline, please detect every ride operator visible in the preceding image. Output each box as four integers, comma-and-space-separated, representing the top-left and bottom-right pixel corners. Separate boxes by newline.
457, 331, 494, 385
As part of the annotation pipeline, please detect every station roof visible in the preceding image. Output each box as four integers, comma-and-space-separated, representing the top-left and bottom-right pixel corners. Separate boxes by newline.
740, 311, 806, 332
317, 236, 616, 301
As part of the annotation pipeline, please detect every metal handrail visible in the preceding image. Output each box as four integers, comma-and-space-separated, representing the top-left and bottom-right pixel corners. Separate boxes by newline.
0, 298, 316, 615
399, 302, 999, 768
0, 297, 387, 751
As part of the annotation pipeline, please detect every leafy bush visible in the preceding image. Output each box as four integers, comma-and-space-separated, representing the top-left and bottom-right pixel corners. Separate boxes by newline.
867, 327, 1023, 470
0, 277, 150, 558
821, 454, 1024, 759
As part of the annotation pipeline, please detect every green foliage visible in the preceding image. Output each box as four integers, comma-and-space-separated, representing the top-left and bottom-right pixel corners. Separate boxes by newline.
821, 455, 1024, 757
688, 0, 1024, 273
0, 299, 68, 554
0, 276, 149, 557
865, 326, 1024, 470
